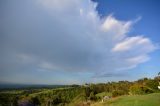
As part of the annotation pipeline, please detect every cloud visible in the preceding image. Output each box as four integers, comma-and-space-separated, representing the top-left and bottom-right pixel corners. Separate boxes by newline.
112, 36, 156, 52
0, 0, 157, 82
101, 15, 132, 40
93, 72, 128, 78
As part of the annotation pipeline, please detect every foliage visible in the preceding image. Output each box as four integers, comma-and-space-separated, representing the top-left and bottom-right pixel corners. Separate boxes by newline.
129, 84, 153, 95
0, 75, 160, 106
146, 79, 159, 90
112, 90, 126, 97
89, 91, 97, 100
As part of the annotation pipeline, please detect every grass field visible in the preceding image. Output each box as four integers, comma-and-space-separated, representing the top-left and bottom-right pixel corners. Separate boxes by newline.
92, 93, 160, 106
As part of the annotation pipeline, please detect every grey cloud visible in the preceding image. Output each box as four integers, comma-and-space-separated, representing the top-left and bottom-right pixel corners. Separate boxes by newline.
0, 0, 156, 82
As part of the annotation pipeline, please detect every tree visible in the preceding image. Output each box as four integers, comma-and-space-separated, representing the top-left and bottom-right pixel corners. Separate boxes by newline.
146, 79, 159, 90
12, 96, 19, 106
129, 84, 153, 95
89, 91, 96, 100
31, 96, 40, 105
84, 87, 91, 99
112, 90, 125, 97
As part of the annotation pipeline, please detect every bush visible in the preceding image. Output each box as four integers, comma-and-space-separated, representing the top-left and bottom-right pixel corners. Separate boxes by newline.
30, 96, 40, 105
129, 84, 153, 95
146, 80, 159, 90
112, 90, 125, 97
89, 91, 97, 101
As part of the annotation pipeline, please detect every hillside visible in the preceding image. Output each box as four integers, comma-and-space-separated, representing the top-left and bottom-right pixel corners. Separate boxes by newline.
92, 93, 160, 106
0, 77, 159, 106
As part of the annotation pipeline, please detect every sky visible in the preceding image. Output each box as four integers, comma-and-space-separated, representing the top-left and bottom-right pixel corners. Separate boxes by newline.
0, 0, 160, 85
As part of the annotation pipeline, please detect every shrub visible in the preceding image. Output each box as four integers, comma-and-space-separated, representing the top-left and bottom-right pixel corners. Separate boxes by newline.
112, 90, 125, 97
129, 84, 153, 95
89, 91, 97, 101
146, 80, 159, 90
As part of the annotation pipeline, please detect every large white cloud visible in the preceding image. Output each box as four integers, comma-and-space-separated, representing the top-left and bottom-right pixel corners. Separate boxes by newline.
0, 0, 157, 80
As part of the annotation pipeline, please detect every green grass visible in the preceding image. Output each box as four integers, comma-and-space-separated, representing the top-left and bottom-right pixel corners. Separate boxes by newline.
92, 93, 160, 106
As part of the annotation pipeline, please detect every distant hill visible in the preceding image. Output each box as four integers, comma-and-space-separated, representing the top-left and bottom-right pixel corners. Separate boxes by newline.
0, 83, 70, 90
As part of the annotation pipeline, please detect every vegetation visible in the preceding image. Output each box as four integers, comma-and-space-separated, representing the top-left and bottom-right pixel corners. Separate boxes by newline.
0, 74, 160, 106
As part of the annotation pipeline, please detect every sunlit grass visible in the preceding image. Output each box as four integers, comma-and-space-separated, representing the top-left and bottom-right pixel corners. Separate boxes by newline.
92, 93, 160, 106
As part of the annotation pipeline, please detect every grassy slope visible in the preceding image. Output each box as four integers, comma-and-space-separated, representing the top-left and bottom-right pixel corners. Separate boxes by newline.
92, 93, 160, 106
